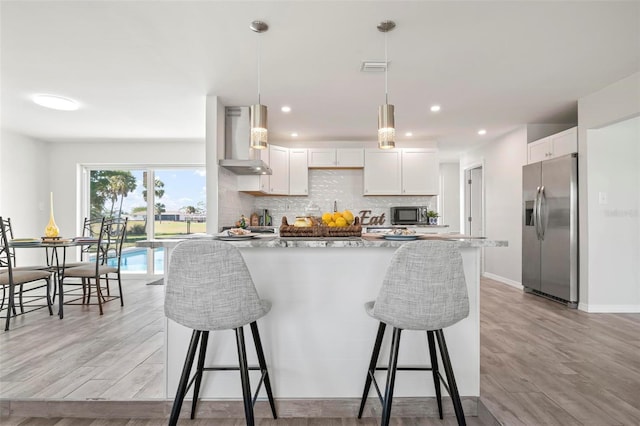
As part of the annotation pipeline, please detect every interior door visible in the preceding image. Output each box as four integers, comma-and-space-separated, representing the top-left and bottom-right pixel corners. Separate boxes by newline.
465, 167, 483, 237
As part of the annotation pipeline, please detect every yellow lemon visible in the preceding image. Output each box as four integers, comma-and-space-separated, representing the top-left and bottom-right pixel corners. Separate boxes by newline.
322, 212, 333, 224
335, 217, 347, 227
328, 221, 337, 227
332, 212, 343, 221
342, 210, 354, 225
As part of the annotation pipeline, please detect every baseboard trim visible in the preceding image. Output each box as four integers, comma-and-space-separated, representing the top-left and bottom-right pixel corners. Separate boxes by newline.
482, 272, 522, 290
1, 397, 482, 419
578, 303, 640, 313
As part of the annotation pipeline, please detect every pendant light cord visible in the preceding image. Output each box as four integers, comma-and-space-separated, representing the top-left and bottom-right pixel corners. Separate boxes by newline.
257, 34, 261, 105
384, 30, 388, 104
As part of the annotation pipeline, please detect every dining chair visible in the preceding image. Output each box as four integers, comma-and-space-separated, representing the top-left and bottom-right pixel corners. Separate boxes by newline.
0, 216, 54, 331
58, 217, 128, 319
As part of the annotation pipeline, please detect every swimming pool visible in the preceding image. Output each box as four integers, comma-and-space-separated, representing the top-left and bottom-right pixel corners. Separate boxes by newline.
101, 247, 164, 273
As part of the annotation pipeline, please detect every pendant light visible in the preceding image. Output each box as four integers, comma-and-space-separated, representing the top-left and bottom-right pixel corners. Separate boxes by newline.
377, 20, 396, 149
250, 20, 268, 150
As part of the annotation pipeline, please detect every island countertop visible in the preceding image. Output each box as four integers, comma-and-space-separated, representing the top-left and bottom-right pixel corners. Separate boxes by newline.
137, 234, 507, 249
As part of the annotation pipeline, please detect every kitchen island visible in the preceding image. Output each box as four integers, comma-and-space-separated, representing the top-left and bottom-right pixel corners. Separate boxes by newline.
137, 236, 506, 418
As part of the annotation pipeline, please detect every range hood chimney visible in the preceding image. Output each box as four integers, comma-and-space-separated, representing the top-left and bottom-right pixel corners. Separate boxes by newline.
219, 106, 272, 175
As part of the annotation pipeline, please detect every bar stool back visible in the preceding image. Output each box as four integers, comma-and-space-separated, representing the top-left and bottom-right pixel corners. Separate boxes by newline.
165, 240, 277, 426
358, 240, 469, 426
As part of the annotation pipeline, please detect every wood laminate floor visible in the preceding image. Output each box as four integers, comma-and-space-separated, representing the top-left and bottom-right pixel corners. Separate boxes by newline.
2, 277, 639, 425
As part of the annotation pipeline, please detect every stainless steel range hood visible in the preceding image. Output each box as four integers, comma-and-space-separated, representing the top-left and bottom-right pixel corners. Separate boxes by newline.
219, 106, 272, 175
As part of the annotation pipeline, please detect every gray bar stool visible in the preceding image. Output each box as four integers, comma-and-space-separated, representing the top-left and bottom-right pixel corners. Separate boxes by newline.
165, 240, 277, 426
357, 241, 470, 426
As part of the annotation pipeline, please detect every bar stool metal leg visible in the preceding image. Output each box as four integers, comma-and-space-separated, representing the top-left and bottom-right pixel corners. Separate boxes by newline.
169, 330, 201, 426
435, 329, 466, 426
190, 331, 209, 419
381, 327, 402, 426
236, 326, 255, 426
427, 330, 443, 419
250, 321, 277, 419
357, 321, 387, 418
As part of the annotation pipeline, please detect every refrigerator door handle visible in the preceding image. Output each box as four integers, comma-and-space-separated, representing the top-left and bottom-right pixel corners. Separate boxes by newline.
539, 186, 547, 240
534, 186, 542, 240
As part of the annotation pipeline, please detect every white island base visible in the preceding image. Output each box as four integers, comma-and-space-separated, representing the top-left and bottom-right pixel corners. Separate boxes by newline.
155, 237, 506, 419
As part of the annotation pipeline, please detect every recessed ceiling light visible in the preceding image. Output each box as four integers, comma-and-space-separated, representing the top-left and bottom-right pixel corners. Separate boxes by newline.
281, 106, 291, 113
291, 132, 298, 137
33, 94, 79, 111
430, 105, 441, 112
405, 132, 413, 137
478, 129, 487, 135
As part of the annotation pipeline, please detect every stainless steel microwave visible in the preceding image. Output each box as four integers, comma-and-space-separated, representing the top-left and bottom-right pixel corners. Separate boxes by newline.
390, 206, 429, 225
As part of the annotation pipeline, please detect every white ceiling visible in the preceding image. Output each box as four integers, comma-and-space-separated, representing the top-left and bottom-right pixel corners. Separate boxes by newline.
1, 1, 639, 160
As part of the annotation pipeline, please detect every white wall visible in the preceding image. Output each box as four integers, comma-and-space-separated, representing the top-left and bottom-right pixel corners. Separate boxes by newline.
461, 126, 528, 285
439, 162, 460, 233
578, 72, 640, 312
587, 117, 639, 311
0, 130, 51, 265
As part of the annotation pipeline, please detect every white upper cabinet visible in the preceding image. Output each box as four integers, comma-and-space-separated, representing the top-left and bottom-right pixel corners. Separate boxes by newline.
268, 145, 290, 195
364, 149, 402, 195
289, 148, 309, 196
308, 148, 336, 167
336, 148, 364, 167
401, 148, 439, 195
528, 127, 577, 164
364, 148, 439, 196
308, 148, 364, 168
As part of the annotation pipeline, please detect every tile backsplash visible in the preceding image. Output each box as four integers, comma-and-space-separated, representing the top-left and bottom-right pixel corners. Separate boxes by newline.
253, 169, 435, 227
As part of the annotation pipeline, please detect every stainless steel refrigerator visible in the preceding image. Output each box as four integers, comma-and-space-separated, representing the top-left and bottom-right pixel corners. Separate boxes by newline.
522, 153, 578, 307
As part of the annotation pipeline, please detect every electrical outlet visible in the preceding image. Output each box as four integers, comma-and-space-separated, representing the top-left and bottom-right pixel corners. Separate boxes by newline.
598, 192, 608, 205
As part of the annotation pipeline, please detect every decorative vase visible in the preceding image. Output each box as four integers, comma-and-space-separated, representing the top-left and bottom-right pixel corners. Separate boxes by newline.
429, 217, 438, 225
44, 192, 60, 237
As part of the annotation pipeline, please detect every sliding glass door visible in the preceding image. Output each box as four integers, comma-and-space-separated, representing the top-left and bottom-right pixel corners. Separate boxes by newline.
84, 166, 206, 275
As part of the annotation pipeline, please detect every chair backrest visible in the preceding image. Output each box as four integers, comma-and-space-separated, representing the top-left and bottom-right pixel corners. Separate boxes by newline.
93, 217, 127, 269
79, 217, 104, 260
165, 240, 269, 331
0, 217, 16, 268
372, 241, 469, 331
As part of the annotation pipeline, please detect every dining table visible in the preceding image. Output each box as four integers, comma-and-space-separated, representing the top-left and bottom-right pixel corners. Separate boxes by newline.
9, 237, 98, 317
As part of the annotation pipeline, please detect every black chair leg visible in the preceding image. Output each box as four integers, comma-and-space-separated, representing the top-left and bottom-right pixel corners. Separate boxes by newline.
435, 329, 466, 426
236, 326, 255, 426
358, 321, 387, 418
190, 331, 209, 419
250, 321, 277, 419
58, 277, 64, 319
381, 327, 402, 426
4, 285, 15, 331
169, 330, 201, 426
427, 330, 443, 419
117, 272, 124, 306
45, 277, 53, 316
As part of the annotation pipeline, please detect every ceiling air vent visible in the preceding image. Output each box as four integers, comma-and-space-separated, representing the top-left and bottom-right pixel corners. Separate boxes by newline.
360, 61, 388, 72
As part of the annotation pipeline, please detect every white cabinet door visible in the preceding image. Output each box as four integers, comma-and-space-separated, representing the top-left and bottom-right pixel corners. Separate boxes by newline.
364, 149, 402, 195
550, 127, 577, 158
308, 148, 336, 167
402, 149, 439, 195
268, 145, 289, 195
528, 127, 577, 164
336, 148, 364, 167
289, 148, 308, 196
528, 138, 550, 163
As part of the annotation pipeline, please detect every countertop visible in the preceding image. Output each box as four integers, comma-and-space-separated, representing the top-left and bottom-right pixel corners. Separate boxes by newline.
137, 234, 507, 249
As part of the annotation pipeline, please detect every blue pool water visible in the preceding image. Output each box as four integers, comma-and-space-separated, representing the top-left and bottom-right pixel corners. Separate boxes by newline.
104, 247, 164, 273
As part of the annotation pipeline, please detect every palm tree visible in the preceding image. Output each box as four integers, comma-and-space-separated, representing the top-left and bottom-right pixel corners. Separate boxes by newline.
142, 172, 165, 202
